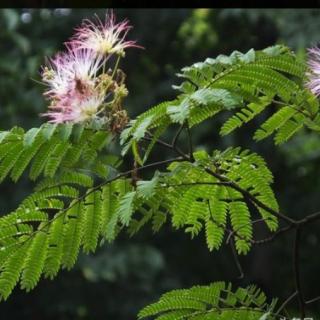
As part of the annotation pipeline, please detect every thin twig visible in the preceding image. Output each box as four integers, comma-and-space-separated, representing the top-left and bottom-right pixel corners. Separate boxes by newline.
143, 133, 172, 150
297, 210, 320, 225
157, 182, 231, 188
206, 200, 254, 246
186, 123, 194, 161
143, 133, 187, 160
226, 218, 269, 244
172, 123, 184, 150
276, 291, 298, 315
306, 295, 320, 305
253, 225, 294, 245
230, 238, 244, 279
271, 99, 310, 118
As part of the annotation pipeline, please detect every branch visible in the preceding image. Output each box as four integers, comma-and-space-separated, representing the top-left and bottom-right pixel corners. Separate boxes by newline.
297, 210, 320, 225
158, 182, 231, 188
276, 291, 298, 315
206, 200, 255, 249
252, 225, 294, 245
144, 131, 188, 160
203, 167, 296, 225
226, 218, 269, 245
230, 238, 244, 279
172, 123, 184, 150
305, 295, 320, 305
145, 131, 318, 229
143, 134, 172, 150
186, 123, 194, 161
271, 99, 311, 118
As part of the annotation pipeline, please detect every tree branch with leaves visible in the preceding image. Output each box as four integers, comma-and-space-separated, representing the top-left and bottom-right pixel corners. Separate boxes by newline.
1, 10, 320, 319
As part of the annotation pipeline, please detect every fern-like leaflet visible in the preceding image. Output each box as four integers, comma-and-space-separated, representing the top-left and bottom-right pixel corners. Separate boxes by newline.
0, 173, 134, 300
121, 45, 320, 166
123, 148, 279, 255
0, 123, 110, 183
138, 281, 278, 320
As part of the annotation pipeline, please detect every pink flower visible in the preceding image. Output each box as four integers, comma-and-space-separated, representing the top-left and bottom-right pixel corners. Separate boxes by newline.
306, 47, 320, 97
43, 92, 105, 124
42, 47, 103, 99
41, 46, 106, 123
69, 11, 142, 57
41, 11, 141, 125
42, 53, 72, 99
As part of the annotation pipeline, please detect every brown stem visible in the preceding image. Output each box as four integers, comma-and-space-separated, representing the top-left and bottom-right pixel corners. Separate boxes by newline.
276, 291, 298, 315
143, 133, 187, 160
253, 225, 294, 245
306, 295, 320, 305
172, 123, 184, 150
230, 238, 244, 279
297, 210, 320, 225
186, 123, 194, 161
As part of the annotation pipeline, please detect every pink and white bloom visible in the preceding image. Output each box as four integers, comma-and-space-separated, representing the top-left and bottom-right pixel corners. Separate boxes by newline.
41, 11, 141, 125
69, 11, 142, 56
43, 92, 105, 123
306, 47, 320, 97
42, 47, 103, 99
41, 47, 106, 123
42, 53, 72, 98
65, 46, 104, 83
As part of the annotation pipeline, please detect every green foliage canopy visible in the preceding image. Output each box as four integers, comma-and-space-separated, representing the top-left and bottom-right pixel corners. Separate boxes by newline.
0, 42, 319, 319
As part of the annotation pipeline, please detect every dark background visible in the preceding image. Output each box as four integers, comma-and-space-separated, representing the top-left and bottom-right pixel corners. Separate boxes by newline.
0, 9, 320, 319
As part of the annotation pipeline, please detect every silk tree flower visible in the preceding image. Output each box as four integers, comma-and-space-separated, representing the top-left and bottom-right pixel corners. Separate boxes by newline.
43, 92, 105, 123
69, 11, 142, 57
42, 47, 104, 100
42, 53, 72, 99
41, 46, 107, 124
41, 12, 138, 126
306, 47, 320, 97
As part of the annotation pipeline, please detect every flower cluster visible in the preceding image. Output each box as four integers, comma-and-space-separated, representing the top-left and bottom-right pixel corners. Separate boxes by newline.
306, 47, 320, 97
41, 11, 141, 130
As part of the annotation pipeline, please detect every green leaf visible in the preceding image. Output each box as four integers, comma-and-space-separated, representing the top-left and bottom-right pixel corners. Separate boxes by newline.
191, 88, 242, 109
23, 128, 41, 147
167, 98, 190, 124
20, 231, 48, 291
117, 191, 136, 227
133, 115, 154, 140
138, 282, 277, 319
82, 190, 104, 253
136, 173, 160, 199
58, 123, 73, 141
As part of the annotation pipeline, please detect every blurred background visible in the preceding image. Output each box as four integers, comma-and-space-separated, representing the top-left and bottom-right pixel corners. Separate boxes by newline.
0, 8, 320, 319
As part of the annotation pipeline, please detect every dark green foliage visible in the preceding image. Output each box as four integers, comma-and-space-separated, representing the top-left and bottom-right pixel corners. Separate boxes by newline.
138, 282, 278, 319
125, 147, 278, 255
0, 169, 133, 299
0, 44, 317, 318
121, 45, 320, 163
0, 124, 110, 183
